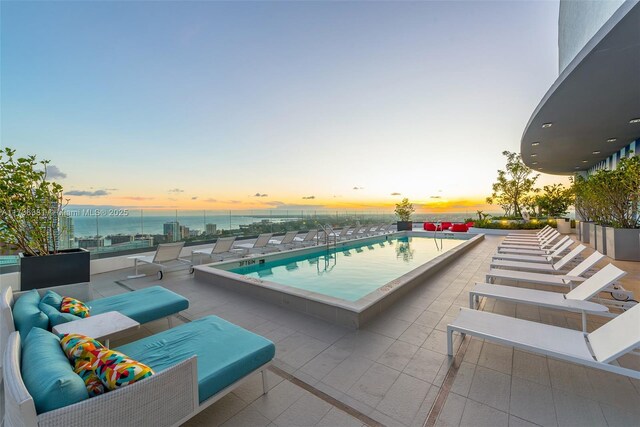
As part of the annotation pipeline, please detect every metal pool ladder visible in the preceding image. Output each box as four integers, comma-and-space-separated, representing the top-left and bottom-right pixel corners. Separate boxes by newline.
318, 224, 337, 248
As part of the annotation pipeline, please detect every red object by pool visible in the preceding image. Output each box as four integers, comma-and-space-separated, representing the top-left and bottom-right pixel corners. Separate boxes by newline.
441, 222, 453, 230
424, 222, 437, 231
450, 223, 468, 232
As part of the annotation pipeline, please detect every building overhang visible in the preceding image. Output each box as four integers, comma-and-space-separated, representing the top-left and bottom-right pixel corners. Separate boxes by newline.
521, 1, 640, 175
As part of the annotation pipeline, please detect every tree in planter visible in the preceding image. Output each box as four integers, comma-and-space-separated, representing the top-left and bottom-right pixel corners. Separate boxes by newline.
394, 198, 414, 222
590, 155, 640, 228
486, 151, 539, 218
0, 147, 69, 256
571, 174, 595, 222
535, 183, 574, 218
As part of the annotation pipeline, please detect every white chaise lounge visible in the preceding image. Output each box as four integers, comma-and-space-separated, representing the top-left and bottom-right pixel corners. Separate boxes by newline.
492, 239, 573, 263
191, 237, 237, 263
128, 242, 193, 280
486, 251, 604, 287
490, 244, 586, 273
446, 303, 640, 379
470, 264, 626, 331
497, 235, 571, 255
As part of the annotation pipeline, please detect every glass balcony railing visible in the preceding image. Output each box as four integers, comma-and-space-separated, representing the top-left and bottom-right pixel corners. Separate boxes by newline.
0, 209, 478, 271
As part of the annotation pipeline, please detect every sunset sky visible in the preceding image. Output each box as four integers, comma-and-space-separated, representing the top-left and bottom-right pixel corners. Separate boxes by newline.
1, 1, 569, 213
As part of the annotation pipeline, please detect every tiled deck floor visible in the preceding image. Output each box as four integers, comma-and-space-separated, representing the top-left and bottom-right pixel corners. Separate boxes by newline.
87, 234, 640, 427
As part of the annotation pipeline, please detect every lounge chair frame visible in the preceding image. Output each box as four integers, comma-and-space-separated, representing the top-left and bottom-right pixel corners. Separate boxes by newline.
128, 242, 193, 280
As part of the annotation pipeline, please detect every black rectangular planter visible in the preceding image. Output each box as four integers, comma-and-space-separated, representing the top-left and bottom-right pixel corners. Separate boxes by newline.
396, 221, 413, 231
19, 248, 90, 291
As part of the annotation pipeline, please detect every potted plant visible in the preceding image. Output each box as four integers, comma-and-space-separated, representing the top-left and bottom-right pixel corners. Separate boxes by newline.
600, 156, 640, 260
0, 147, 89, 290
394, 198, 415, 231
572, 174, 593, 244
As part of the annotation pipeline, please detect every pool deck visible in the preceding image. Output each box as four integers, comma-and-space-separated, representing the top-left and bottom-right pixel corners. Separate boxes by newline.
63, 234, 640, 426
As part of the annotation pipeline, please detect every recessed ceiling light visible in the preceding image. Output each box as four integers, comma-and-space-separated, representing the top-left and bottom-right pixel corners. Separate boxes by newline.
630, 118, 640, 124
592, 151, 601, 154
582, 160, 588, 163
606, 138, 617, 143
532, 161, 538, 165
530, 154, 537, 157
538, 167, 543, 170
542, 123, 553, 128
575, 167, 581, 169
531, 142, 540, 146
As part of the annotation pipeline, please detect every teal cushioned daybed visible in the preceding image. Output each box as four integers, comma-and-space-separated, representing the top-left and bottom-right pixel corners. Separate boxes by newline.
116, 316, 275, 403
89, 286, 189, 324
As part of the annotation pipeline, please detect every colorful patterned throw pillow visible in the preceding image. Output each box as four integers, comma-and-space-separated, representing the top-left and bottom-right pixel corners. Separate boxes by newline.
74, 359, 106, 397
60, 297, 90, 318
89, 348, 154, 390
60, 333, 105, 363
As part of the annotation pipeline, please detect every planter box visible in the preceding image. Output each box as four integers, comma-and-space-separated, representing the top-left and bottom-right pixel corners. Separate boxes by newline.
595, 225, 607, 255
580, 222, 591, 244
396, 221, 413, 231
19, 248, 90, 291
604, 227, 640, 261
588, 223, 597, 249
556, 218, 571, 234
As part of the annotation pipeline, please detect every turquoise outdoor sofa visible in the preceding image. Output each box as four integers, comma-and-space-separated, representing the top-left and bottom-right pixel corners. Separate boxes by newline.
0, 283, 189, 372
3, 315, 275, 426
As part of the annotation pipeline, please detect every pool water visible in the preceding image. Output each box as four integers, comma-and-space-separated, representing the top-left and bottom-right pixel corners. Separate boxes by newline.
228, 236, 464, 301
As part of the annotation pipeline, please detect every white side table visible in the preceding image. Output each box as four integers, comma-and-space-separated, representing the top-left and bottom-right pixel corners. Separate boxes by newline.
52, 311, 140, 347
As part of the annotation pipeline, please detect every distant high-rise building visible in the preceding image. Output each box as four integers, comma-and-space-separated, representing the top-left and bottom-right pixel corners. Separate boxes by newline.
58, 214, 75, 250
206, 223, 217, 235
179, 225, 190, 239
163, 221, 180, 242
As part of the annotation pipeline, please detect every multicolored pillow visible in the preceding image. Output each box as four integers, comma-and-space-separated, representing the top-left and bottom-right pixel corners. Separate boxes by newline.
60, 333, 105, 362
89, 348, 154, 390
60, 297, 90, 318
74, 359, 106, 397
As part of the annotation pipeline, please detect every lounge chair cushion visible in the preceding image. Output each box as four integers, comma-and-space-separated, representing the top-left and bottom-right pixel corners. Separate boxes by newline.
89, 286, 189, 324
61, 296, 91, 318
116, 316, 275, 403
22, 327, 89, 414
13, 289, 49, 342
450, 224, 468, 232
38, 301, 80, 327
89, 348, 155, 390
41, 290, 63, 309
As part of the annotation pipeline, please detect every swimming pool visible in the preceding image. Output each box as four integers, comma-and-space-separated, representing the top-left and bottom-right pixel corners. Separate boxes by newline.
194, 231, 484, 328
229, 236, 464, 301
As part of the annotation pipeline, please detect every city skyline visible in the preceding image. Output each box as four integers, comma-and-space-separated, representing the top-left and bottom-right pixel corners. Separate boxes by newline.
2, 1, 568, 212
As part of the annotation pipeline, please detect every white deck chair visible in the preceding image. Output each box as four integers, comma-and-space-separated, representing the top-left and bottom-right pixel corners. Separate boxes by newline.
492, 239, 573, 264
446, 303, 640, 379
235, 233, 275, 255
128, 242, 193, 280
498, 236, 571, 255
490, 244, 586, 273
503, 227, 556, 242
470, 264, 626, 331
377, 224, 393, 234
191, 237, 237, 263
334, 226, 354, 241
346, 226, 364, 239
268, 231, 299, 249
293, 230, 318, 247
500, 232, 561, 248
506, 224, 551, 237
486, 251, 604, 288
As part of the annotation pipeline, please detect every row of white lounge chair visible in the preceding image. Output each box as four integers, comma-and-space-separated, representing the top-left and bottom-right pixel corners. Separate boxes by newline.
447, 225, 640, 379
129, 224, 395, 279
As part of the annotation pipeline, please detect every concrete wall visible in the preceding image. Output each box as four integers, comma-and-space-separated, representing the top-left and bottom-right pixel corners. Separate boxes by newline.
558, 0, 625, 72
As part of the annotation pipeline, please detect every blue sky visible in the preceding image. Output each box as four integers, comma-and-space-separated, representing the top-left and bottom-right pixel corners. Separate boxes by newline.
1, 1, 563, 212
